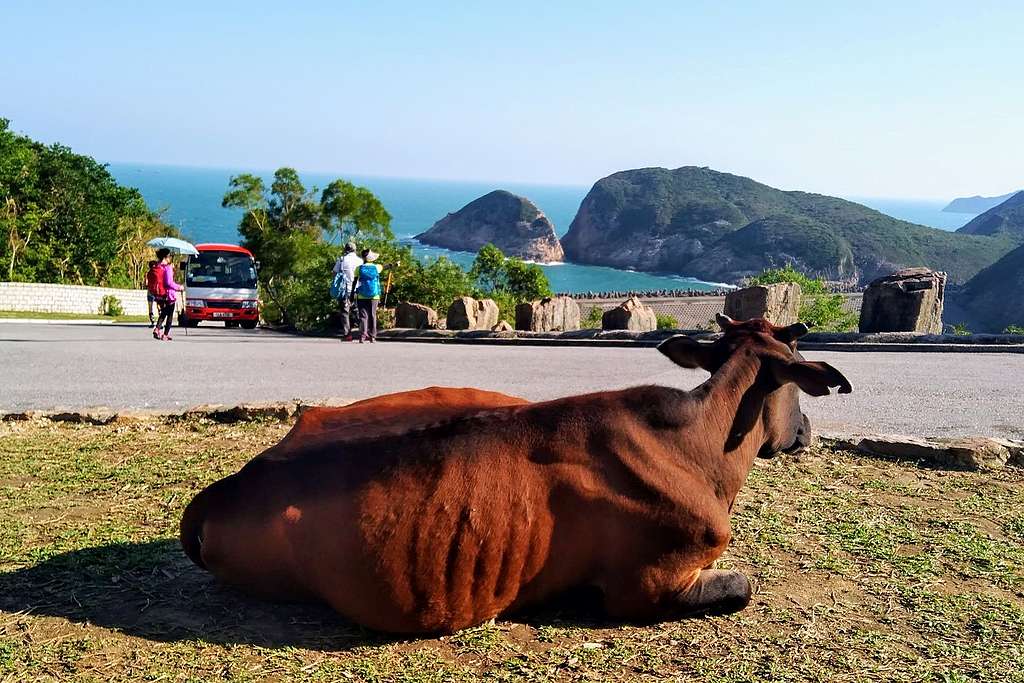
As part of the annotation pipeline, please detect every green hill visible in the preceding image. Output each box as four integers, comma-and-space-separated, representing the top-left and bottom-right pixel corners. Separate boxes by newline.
956, 242, 1024, 332
561, 167, 1020, 285
957, 191, 1024, 237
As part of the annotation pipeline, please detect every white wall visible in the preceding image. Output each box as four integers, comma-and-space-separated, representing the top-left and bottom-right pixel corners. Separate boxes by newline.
0, 282, 150, 316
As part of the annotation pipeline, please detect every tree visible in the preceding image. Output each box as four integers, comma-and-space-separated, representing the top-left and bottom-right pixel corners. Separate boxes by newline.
222, 168, 396, 330
0, 118, 175, 287
320, 180, 393, 243
748, 265, 857, 331
469, 243, 553, 322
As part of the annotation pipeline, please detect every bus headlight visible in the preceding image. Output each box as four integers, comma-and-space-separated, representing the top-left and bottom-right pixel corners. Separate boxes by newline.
186, 299, 204, 308
241, 300, 257, 309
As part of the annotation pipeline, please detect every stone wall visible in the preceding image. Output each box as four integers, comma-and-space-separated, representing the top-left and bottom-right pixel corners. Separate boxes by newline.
0, 282, 150, 316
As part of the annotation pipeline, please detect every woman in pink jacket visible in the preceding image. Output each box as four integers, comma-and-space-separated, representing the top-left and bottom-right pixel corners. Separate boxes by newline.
154, 248, 184, 340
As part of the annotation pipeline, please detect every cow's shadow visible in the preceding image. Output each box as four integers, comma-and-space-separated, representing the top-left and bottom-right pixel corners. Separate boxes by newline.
0, 540, 611, 650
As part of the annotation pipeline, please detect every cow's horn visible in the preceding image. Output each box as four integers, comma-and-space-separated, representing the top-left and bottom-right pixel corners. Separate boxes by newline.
716, 313, 735, 330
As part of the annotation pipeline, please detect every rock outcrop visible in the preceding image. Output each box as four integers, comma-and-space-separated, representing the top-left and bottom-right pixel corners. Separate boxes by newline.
395, 302, 438, 329
724, 283, 801, 326
416, 190, 564, 262
560, 166, 1019, 286
601, 297, 657, 331
515, 296, 581, 332
858, 268, 946, 334
446, 296, 499, 331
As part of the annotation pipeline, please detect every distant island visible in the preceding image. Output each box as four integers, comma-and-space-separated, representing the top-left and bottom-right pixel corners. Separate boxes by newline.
559, 166, 1022, 286
942, 192, 1020, 214
416, 190, 564, 262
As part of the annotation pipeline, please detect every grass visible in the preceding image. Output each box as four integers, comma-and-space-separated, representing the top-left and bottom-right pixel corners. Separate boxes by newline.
1, 419, 1022, 682
0, 310, 151, 323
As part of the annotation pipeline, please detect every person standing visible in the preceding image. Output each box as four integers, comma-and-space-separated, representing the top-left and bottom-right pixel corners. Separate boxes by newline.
153, 248, 183, 340
144, 260, 160, 328
333, 242, 363, 341
352, 249, 383, 343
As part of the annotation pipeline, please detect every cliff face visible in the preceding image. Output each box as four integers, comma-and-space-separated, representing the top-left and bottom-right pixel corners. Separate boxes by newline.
416, 190, 564, 262
956, 191, 1024, 237
561, 167, 1019, 286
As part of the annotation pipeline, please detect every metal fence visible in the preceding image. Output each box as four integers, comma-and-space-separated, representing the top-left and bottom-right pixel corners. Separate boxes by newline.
577, 293, 863, 330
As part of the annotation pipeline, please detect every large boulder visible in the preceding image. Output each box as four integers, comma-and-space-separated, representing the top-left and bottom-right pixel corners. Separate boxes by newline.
724, 283, 801, 325
602, 296, 657, 331
395, 302, 438, 329
446, 296, 500, 331
515, 296, 581, 332
859, 267, 946, 334
416, 190, 564, 262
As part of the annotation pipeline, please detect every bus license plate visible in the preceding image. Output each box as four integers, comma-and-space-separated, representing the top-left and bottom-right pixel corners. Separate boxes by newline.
212, 312, 232, 318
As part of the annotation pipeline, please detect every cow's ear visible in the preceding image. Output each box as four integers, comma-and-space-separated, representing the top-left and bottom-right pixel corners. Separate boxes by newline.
771, 360, 853, 396
774, 322, 810, 344
658, 335, 715, 371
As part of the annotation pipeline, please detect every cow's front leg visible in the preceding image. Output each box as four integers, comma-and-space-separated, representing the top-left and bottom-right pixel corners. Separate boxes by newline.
602, 568, 752, 622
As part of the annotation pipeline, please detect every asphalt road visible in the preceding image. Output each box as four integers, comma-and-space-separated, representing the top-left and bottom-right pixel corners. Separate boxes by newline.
1, 322, 1021, 438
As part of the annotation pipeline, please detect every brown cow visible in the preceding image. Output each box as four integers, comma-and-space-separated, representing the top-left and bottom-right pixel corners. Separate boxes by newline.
180, 316, 851, 634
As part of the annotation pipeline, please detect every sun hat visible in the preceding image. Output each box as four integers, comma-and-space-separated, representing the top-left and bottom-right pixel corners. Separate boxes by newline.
345, 241, 357, 252
365, 250, 379, 262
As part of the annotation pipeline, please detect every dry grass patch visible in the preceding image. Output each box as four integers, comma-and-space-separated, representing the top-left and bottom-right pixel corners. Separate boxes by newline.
1, 420, 1022, 682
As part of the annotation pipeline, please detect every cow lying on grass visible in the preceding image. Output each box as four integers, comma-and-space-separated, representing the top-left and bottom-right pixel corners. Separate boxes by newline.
180, 315, 852, 634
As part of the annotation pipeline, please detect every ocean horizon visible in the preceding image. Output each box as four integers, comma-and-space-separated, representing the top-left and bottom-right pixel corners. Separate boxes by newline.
108, 163, 978, 294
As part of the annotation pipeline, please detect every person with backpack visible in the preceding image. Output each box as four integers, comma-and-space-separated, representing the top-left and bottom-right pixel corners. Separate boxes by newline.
144, 260, 160, 327
331, 241, 363, 341
151, 248, 184, 340
351, 249, 383, 343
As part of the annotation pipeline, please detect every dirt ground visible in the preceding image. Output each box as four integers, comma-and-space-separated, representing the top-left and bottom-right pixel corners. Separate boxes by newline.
1, 418, 1022, 682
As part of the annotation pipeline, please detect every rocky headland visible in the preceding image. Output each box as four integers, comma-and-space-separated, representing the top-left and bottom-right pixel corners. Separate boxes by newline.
416, 190, 564, 262
560, 166, 1021, 286
943, 191, 1020, 214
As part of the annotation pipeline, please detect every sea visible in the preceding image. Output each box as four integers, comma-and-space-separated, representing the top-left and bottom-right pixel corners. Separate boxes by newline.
108, 163, 978, 294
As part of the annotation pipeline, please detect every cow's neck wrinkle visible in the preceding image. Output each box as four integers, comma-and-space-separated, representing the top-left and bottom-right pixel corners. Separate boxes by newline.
692, 348, 769, 503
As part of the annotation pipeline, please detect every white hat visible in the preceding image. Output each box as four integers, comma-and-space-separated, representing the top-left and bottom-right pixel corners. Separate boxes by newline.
365, 250, 379, 262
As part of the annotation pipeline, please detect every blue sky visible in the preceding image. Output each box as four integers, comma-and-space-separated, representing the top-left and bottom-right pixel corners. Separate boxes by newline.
2, 0, 1020, 198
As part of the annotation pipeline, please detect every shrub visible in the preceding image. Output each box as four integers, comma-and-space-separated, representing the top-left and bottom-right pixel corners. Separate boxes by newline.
1004, 325, 1024, 335
99, 295, 124, 317
950, 322, 971, 336
581, 306, 603, 329
749, 266, 857, 332
468, 243, 553, 323
656, 313, 679, 330
377, 307, 395, 330
395, 255, 473, 313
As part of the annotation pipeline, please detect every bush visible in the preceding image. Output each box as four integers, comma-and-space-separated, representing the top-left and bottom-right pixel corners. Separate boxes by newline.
950, 322, 971, 336
656, 313, 679, 330
395, 255, 473, 313
1004, 325, 1024, 335
99, 295, 124, 317
581, 306, 603, 329
468, 244, 553, 323
377, 307, 395, 330
749, 265, 857, 332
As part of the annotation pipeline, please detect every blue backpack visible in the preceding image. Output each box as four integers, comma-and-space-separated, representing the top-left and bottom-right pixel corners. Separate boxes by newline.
356, 264, 381, 298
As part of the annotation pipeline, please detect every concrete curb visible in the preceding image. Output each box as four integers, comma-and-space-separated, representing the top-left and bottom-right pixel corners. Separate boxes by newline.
0, 399, 354, 425
820, 433, 1024, 471
376, 328, 1024, 353
0, 317, 124, 325
3, 403, 1020, 472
